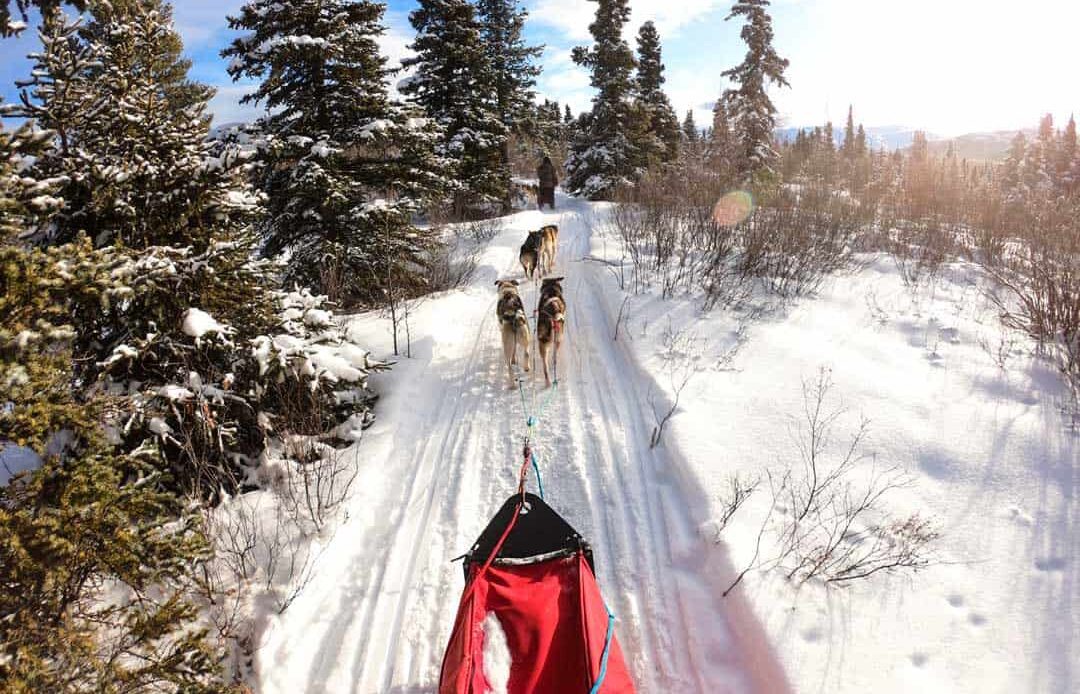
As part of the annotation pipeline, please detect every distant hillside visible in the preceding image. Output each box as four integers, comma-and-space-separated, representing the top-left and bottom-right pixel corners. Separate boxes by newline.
777, 124, 1031, 162
926, 129, 1032, 162
776, 125, 936, 151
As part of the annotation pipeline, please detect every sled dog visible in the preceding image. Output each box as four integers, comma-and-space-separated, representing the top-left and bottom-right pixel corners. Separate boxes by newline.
539, 224, 558, 275
536, 276, 566, 387
520, 231, 542, 280
495, 280, 531, 387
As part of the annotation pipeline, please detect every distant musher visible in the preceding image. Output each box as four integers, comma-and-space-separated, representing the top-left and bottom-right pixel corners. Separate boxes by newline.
537, 155, 557, 210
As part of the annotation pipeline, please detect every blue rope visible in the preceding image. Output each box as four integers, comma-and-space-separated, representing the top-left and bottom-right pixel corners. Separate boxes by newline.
589, 602, 616, 694
529, 450, 544, 499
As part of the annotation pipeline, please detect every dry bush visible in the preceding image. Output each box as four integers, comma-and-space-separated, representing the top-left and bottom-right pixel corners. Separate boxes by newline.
878, 216, 957, 295
611, 166, 743, 303
647, 324, 707, 448
737, 185, 862, 299
610, 168, 862, 308
981, 200, 1080, 397
718, 368, 938, 593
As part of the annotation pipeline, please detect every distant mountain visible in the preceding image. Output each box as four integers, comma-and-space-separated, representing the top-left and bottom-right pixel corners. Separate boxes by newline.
926, 129, 1032, 162
776, 125, 936, 151
777, 124, 1031, 162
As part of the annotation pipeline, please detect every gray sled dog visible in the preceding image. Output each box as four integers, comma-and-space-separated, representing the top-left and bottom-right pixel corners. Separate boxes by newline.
538, 224, 558, 275
495, 280, 531, 387
536, 276, 566, 387
520, 231, 542, 280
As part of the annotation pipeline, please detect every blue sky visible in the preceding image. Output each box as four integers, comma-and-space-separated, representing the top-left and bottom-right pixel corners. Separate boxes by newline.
2, 1, 1077, 136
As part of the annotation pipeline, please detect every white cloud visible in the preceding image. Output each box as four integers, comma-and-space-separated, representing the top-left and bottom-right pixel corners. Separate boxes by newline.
529, 0, 723, 41
172, 1, 246, 48
206, 83, 260, 126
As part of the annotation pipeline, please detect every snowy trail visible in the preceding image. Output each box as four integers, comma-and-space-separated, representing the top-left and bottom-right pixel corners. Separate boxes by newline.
255, 196, 788, 693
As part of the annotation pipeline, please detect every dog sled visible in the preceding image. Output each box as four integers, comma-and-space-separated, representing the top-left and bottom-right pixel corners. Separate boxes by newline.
438, 492, 636, 694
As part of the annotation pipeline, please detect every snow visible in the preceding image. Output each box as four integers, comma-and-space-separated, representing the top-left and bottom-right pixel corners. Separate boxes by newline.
181, 308, 232, 341
156, 384, 194, 401
481, 613, 511, 694
0, 444, 43, 486
250, 193, 1077, 693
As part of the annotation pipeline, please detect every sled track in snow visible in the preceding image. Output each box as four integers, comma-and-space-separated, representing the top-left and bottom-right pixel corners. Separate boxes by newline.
257, 197, 787, 694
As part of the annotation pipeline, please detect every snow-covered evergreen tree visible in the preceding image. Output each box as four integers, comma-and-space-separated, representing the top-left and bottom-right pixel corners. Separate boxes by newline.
855, 123, 868, 158
842, 105, 856, 159
1022, 113, 1055, 196
634, 21, 679, 167
0, 123, 62, 239
0, 234, 225, 691
720, 0, 789, 184
225, 0, 445, 301
402, 0, 505, 215
0, 0, 83, 36
476, 0, 542, 211
705, 100, 735, 174
7, 4, 256, 249
564, 0, 642, 199
682, 109, 700, 144
1001, 131, 1027, 204
1059, 114, 1076, 193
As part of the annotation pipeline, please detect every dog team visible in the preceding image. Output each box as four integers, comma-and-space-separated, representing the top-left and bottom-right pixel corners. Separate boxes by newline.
495, 224, 565, 389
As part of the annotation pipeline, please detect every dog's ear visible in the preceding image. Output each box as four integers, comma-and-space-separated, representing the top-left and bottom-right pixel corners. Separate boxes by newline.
547, 276, 565, 282
511, 279, 519, 286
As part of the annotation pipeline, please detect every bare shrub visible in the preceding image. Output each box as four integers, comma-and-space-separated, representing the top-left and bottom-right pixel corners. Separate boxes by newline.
774, 369, 937, 584
648, 323, 707, 448
978, 322, 1021, 371
737, 185, 863, 299
980, 198, 1080, 397
878, 216, 958, 296
610, 166, 743, 304
276, 437, 359, 533
718, 368, 938, 593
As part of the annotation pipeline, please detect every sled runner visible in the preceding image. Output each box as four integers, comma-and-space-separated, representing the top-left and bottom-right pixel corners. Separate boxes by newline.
438, 493, 636, 694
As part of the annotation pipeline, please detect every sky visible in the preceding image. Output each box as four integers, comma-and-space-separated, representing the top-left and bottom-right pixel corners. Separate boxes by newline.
1, 0, 1077, 137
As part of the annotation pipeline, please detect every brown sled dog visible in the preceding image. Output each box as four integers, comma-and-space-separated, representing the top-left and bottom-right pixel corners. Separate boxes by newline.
538, 224, 558, 275
536, 276, 566, 387
495, 280, 531, 387
520, 231, 542, 280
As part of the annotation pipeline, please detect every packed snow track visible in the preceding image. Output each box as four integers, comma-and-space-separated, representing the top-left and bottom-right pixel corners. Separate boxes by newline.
255, 195, 789, 694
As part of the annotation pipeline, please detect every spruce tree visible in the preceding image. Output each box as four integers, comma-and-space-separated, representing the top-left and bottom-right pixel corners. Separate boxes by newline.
564, 0, 641, 199
0, 123, 61, 239
0, 237, 222, 691
1058, 114, 1076, 188
225, 0, 445, 300
705, 100, 735, 173
1065, 115, 1080, 195
634, 21, 680, 166
855, 124, 868, 158
842, 105, 856, 159
720, 0, 789, 184
0, 0, 84, 36
8, 3, 254, 249
476, 0, 542, 212
682, 109, 700, 144
1001, 131, 1027, 203
402, 0, 504, 215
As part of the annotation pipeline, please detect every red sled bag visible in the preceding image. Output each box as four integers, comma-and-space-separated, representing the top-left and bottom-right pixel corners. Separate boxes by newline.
439, 493, 636, 694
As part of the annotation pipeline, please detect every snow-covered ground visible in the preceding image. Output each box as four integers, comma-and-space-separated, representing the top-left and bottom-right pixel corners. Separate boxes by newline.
252, 194, 1077, 693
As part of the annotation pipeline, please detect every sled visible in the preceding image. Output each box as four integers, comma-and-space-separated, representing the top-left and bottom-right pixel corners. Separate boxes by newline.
438, 493, 636, 694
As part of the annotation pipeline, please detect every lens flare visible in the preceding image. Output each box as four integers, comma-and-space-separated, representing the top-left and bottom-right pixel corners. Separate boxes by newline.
712, 190, 755, 227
